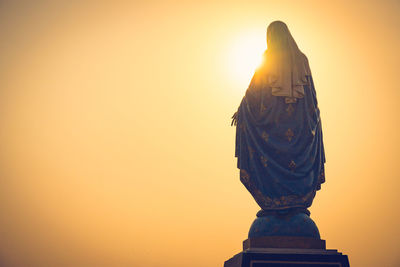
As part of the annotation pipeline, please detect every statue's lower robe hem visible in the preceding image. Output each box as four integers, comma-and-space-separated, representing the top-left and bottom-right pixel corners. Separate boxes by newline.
240, 169, 321, 211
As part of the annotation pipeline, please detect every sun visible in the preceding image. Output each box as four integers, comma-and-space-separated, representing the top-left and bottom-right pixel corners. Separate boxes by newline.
227, 30, 266, 86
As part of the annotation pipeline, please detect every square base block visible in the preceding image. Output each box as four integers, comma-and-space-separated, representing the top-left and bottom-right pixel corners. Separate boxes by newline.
224, 248, 350, 267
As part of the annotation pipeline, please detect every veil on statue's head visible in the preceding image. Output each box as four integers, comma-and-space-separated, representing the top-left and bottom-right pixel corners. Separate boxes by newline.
256, 21, 311, 103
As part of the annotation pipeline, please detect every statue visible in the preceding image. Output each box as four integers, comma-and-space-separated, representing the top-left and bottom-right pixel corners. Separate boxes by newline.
232, 21, 325, 239
225, 21, 350, 267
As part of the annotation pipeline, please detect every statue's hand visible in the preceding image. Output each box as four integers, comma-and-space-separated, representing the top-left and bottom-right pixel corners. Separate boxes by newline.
231, 112, 238, 126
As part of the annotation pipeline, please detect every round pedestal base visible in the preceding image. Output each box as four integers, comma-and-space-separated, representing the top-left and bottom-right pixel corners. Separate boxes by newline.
248, 210, 320, 239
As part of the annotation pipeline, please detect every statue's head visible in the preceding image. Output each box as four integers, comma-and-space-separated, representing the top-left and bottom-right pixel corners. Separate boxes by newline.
266, 21, 298, 51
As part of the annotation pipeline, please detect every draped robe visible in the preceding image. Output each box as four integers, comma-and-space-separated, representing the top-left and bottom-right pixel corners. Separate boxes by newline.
235, 68, 325, 211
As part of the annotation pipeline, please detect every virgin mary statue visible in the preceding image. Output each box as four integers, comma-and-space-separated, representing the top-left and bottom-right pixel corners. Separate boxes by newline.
232, 21, 325, 214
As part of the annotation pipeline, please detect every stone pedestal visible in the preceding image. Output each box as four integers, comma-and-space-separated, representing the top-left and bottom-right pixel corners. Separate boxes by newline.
225, 211, 349, 266
224, 247, 350, 267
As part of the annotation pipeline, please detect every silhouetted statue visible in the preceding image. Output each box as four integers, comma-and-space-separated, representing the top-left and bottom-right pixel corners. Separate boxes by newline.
225, 22, 351, 267
232, 21, 325, 215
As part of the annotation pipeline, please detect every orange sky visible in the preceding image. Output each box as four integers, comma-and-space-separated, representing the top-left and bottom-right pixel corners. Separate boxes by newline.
0, 1, 399, 266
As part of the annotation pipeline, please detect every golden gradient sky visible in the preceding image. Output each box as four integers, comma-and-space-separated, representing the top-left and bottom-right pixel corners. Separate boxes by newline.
0, 1, 399, 266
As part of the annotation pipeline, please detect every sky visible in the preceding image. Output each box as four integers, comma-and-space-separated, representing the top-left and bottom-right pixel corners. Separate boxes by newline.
0, 1, 399, 266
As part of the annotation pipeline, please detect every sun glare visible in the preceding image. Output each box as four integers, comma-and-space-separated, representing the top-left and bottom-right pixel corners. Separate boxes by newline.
228, 30, 266, 86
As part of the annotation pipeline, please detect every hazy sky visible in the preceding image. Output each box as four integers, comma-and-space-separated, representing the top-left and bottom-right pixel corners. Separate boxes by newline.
0, 1, 399, 266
